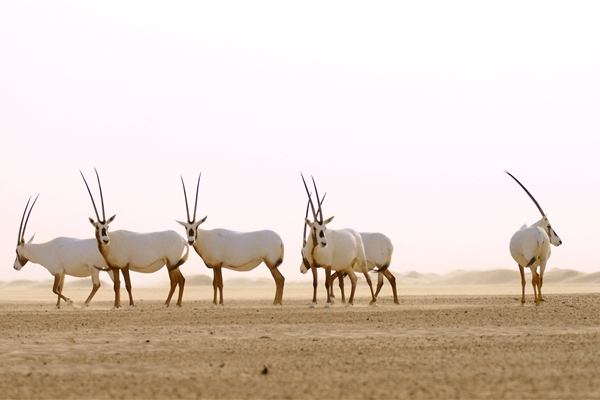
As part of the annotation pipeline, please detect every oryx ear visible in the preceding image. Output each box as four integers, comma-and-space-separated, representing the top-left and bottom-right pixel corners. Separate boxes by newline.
89, 217, 96, 226
176, 220, 187, 227
27, 234, 35, 244
304, 218, 313, 227
324, 216, 334, 225
107, 214, 116, 223
198, 216, 207, 225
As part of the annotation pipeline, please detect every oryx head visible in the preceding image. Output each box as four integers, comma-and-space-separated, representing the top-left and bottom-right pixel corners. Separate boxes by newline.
505, 171, 562, 247
81, 169, 116, 246
14, 195, 39, 270
300, 189, 327, 274
177, 173, 207, 245
301, 173, 334, 249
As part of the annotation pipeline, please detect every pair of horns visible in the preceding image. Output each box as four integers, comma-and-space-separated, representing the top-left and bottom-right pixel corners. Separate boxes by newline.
181, 173, 201, 223
80, 168, 107, 223
17, 194, 39, 245
302, 191, 326, 242
301, 173, 325, 224
505, 171, 546, 217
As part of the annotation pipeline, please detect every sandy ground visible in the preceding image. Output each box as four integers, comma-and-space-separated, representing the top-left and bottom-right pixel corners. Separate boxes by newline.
1, 281, 599, 399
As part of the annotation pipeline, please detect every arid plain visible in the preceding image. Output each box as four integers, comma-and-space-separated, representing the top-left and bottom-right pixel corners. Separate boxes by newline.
1, 269, 599, 399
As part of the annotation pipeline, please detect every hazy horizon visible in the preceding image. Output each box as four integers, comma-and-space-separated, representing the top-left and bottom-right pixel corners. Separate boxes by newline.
2, 2, 599, 286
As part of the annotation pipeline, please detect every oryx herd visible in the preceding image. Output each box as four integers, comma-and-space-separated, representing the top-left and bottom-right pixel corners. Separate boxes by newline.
13, 170, 562, 309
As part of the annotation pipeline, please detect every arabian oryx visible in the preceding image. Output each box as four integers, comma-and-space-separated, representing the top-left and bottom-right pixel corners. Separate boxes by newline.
506, 171, 562, 306
300, 197, 398, 305
300, 174, 377, 308
13, 195, 115, 309
178, 174, 285, 306
330, 232, 398, 305
81, 169, 189, 309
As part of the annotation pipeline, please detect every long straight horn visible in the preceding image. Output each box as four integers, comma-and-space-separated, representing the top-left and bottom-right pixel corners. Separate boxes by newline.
505, 171, 546, 216
181, 176, 191, 223
303, 198, 311, 241
301, 173, 318, 221
193, 173, 201, 222
317, 192, 326, 221
81, 171, 101, 222
94, 168, 106, 223
22, 194, 39, 241
17, 197, 32, 245
311, 176, 323, 223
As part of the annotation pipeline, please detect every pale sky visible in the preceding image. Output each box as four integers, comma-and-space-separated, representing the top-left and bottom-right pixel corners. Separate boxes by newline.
2, 1, 599, 287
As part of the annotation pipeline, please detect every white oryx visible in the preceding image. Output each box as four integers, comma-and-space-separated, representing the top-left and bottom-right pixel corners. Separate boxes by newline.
300, 174, 377, 308
177, 174, 285, 306
81, 169, 189, 309
330, 232, 398, 305
13, 195, 114, 308
300, 198, 398, 305
506, 171, 562, 306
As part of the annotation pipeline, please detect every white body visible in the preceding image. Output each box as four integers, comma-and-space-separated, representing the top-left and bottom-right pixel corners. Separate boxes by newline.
14, 237, 113, 308
360, 232, 393, 272
509, 224, 551, 271
509, 216, 561, 305
100, 230, 188, 274
194, 228, 284, 272
304, 232, 399, 304
302, 228, 368, 274
301, 225, 376, 307
189, 226, 285, 306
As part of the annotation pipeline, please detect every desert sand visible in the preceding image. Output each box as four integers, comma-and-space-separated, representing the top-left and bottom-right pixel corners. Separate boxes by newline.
1, 270, 599, 399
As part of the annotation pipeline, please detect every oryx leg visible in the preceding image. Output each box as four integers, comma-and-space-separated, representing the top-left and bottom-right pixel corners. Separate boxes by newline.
362, 270, 377, 305
539, 264, 546, 303
382, 269, 399, 304
112, 267, 121, 309
52, 273, 70, 309
212, 266, 224, 306
518, 265, 526, 306
337, 271, 346, 304
121, 267, 135, 307
346, 268, 358, 306
309, 265, 318, 307
324, 267, 332, 308
531, 269, 541, 306
269, 266, 285, 305
165, 268, 185, 307
175, 268, 185, 307
329, 272, 337, 299
374, 272, 384, 298
84, 273, 101, 307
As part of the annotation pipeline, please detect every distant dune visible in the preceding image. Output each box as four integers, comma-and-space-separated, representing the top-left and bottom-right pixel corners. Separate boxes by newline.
2, 268, 599, 290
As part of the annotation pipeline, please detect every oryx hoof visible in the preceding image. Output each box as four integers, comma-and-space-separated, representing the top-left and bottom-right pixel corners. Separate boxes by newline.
67, 299, 74, 305
309, 302, 316, 308
344, 303, 354, 308
369, 301, 379, 307
324, 302, 332, 308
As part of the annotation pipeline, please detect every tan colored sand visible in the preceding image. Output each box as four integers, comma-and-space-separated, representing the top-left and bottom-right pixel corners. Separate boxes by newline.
1, 282, 599, 399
